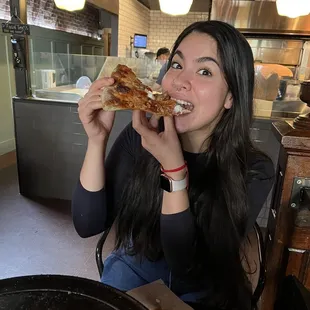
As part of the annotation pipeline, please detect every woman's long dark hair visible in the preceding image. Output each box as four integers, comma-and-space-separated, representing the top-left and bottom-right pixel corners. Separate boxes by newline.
115, 21, 258, 309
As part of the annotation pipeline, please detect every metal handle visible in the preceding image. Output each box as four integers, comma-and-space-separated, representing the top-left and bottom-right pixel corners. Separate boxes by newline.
288, 248, 306, 254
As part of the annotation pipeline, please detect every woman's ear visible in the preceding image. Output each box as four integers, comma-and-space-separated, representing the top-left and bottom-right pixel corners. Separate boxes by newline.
224, 92, 233, 110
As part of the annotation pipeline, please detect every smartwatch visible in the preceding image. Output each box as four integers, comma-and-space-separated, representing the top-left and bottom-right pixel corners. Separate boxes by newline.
160, 173, 188, 193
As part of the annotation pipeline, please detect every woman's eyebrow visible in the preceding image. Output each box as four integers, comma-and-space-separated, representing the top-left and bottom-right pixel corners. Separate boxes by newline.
196, 56, 220, 67
175, 50, 184, 59
174, 50, 219, 67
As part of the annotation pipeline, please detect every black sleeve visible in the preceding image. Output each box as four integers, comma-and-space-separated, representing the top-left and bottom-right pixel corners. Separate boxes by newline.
160, 209, 196, 275
72, 122, 139, 238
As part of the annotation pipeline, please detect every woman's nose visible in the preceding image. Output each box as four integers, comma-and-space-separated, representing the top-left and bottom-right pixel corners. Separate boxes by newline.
172, 75, 191, 92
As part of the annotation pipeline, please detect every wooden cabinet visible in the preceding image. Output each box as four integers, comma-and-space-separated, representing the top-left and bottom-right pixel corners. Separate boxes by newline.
261, 121, 310, 309
286, 227, 310, 285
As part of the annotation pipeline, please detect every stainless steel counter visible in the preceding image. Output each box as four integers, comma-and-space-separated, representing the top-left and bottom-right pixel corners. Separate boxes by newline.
33, 85, 87, 103
30, 87, 309, 122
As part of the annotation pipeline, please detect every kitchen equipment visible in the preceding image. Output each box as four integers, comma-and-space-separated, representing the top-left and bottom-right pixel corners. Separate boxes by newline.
144, 52, 156, 61
293, 80, 310, 129
277, 78, 301, 101
300, 80, 310, 103
254, 63, 295, 101
285, 80, 301, 101
211, 0, 310, 36
35, 69, 56, 89
254, 64, 281, 101
76, 76, 92, 89
11, 36, 26, 69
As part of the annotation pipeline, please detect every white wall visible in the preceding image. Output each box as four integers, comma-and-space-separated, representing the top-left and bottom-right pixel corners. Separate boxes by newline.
0, 32, 16, 155
118, 0, 150, 57
118, 0, 209, 56
148, 11, 209, 53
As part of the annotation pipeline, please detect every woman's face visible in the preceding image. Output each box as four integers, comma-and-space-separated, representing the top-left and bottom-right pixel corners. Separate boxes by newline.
162, 32, 232, 135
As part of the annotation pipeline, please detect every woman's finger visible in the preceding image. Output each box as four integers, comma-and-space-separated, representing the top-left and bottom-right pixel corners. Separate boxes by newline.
132, 111, 158, 139
88, 77, 114, 93
79, 101, 103, 117
78, 94, 101, 108
140, 111, 150, 128
84, 89, 105, 99
149, 115, 160, 129
132, 110, 144, 132
163, 116, 176, 132
83, 94, 101, 105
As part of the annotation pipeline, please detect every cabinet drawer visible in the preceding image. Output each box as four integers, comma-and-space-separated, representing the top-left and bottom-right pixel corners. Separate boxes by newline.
250, 127, 270, 142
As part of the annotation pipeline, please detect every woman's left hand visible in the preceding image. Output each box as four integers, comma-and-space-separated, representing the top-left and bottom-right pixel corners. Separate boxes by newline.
132, 111, 185, 170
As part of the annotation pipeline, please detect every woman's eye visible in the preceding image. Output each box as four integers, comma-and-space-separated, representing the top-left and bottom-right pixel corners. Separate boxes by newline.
198, 69, 212, 76
171, 62, 182, 69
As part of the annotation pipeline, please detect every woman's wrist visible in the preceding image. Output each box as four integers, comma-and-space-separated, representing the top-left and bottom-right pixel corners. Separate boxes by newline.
164, 170, 187, 181
161, 160, 187, 181
88, 138, 107, 151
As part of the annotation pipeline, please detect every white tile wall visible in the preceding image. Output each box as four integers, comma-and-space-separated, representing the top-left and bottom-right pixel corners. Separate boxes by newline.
148, 11, 209, 52
118, 1, 209, 57
118, 0, 150, 57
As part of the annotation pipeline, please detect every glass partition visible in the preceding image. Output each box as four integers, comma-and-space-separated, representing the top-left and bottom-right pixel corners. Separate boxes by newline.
29, 53, 162, 102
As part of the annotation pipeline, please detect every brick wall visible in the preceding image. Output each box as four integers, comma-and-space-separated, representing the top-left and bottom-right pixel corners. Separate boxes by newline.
28, 0, 99, 38
118, 0, 150, 57
148, 11, 209, 52
0, 0, 11, 20
0, 0, 99, 38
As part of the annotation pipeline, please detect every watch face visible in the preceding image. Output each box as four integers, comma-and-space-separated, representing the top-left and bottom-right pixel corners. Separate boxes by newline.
160, 174, 172, 192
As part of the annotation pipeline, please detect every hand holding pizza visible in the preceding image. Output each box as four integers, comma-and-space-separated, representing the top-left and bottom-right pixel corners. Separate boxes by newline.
78, 78, 116, 143
132, 111, 185, 170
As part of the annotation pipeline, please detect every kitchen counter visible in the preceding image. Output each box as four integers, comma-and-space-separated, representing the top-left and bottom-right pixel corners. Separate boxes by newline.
13, 97, 132, 200
13, 95, 306, 122
33, 85, 88, 103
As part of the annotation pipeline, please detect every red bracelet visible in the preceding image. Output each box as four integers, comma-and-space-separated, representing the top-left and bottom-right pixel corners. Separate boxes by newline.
161, 162, 187, 173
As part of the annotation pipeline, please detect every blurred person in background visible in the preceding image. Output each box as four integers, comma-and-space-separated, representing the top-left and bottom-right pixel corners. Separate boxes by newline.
153, 47, 171, 91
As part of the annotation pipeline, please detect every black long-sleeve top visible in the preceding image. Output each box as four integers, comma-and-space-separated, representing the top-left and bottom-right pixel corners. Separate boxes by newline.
72, 122, 274, 288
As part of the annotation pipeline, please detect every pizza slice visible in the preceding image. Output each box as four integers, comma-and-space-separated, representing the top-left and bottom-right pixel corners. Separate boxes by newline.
101, 64, 193, 116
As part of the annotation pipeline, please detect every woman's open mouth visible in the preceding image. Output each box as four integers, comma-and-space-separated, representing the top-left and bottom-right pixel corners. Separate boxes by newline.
172, 98, 194, 115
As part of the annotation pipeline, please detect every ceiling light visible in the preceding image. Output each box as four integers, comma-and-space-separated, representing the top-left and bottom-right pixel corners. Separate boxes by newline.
54, 0, 86, 12
159, 0, 193, 16
276, 0, 310, 18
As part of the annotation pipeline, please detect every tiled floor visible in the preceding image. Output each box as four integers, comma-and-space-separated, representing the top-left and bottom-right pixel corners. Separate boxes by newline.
0, 165, 100, 281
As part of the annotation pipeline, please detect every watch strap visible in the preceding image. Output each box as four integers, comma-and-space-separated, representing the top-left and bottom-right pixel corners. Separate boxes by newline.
170, 174, 188, 191
160, 172, 188, 192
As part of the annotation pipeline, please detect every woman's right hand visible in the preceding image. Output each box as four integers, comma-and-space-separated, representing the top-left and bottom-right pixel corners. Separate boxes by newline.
78, 77, 115, 143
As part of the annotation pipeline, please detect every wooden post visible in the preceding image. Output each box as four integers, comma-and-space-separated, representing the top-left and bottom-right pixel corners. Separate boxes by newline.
261, 120, 310, 309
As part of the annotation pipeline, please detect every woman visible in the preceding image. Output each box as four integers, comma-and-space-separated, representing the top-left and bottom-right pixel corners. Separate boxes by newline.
72, 21, 274, 310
